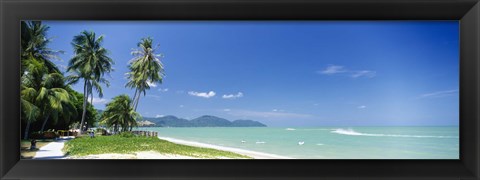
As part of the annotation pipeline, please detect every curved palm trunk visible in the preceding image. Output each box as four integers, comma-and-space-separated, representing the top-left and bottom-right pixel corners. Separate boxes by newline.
79, 80, 88, 134
133, 85, 144, 111
134, 93, 141, 111
24, 121, 31, 140
132, 89, 138, 107
40, 114, 51, 132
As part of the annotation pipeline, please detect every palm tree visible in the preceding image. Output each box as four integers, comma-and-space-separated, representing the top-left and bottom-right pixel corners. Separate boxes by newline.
21, 21, 62, 74
67, 30, 113, 134
126, 37, 165, 111
21, 59, 77, 137
36, 73, 77, 132
100, 95, 140, 133
21, 21, 64, 139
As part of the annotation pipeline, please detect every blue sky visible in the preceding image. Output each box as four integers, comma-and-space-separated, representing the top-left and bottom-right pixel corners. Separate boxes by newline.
43, 21, 459, 127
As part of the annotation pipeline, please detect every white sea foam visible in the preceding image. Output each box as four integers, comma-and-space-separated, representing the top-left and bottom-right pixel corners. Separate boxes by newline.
331, 128, 458, 138
285, 128, 296, 131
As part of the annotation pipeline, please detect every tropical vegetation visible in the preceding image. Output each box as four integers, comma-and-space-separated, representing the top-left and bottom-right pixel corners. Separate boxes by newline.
126, 37, 165, 111
64, 134, 250, 158
100, 95, 140, 133
67, 31, 114, 134
20, 21, 163, 140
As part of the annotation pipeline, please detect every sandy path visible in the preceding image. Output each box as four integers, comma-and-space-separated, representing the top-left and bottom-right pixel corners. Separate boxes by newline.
33, 137, 74, 159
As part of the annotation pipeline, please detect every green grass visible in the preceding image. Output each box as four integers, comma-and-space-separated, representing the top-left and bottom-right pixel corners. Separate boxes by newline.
63, 135, 251, 159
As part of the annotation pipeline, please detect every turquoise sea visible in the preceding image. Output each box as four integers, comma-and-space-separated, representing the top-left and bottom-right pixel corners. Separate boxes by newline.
137, 126, 459, 159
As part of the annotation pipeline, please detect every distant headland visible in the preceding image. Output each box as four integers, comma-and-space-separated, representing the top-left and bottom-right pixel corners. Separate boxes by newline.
138, 115, 267, 127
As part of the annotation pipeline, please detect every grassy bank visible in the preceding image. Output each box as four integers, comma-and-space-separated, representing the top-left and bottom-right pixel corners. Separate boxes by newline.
63, 134, 251, 159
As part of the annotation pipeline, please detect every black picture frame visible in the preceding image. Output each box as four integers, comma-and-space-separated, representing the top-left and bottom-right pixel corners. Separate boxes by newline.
1, 0, 479, 179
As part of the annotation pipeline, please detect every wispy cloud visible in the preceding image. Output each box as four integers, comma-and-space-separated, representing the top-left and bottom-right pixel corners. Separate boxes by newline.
92, 97, 109, 105
351, 70, 376, 78
317, 65, 346, 75
179, 105, 185, 108
223, 108, 231, 112
227, 109, 312, 119
155, 114, 164, 118
188, 91, 216, 98
317, 65, 376, 78
158, 88, 169, 92
419, 89, 458, 99
222, 92, 244, 99
357, 105, 367, 109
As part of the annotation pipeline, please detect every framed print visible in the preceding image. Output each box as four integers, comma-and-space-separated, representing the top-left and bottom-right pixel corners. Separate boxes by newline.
1, 0, 479, 179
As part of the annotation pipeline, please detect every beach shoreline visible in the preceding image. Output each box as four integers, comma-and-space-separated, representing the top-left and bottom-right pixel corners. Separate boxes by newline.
157, 136, 292, 159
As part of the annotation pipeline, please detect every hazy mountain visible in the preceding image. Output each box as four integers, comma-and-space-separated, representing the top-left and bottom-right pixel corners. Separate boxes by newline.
141, 115, 266, 127
231, 119, 267, 127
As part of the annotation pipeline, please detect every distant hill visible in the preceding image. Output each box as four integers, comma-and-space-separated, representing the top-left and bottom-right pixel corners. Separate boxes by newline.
142, 115, 267, 127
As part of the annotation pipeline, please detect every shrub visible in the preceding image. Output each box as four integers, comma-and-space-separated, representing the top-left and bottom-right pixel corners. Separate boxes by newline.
29, 131, 59, 139
95, 128, 107, 135
118, 131, 135, 138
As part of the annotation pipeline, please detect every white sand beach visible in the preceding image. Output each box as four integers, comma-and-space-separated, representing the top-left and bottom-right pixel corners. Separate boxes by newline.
158, 136, 292, 159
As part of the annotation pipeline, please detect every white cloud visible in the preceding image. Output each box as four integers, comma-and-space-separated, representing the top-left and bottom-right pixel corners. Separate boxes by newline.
227, 109, 312, 119
317, 65, 376, 78
188, 91, 216, 98
92, 97, 109, 105
318, 65, 346, 75
155, 114, 164, 118
223, 109, 231, 112
222, 92, 244, 99
351, 70, 376, 78
419, 89, 458, 99
146, 80, 157, 88
158, 88, 169, 92
179, 105, 185, 108
357, 105, 367, 109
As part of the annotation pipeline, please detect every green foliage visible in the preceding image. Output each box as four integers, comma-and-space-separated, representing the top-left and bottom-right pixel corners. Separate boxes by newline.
66, 30, 114, 133
126, 37, 165, 110
119, 132, 135, 138
68, 89, 98, 128
100, 95, 140, 133
21, 21, 62, 74
64, 135, 250, 159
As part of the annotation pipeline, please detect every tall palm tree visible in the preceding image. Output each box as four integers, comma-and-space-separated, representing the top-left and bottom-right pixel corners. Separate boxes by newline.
21, 59, 77, 136
100, 95, 140, 133
36, 73, 77, 132
67, 30, 114, 134
21, 21, 62, 74
126, 37, 165, 111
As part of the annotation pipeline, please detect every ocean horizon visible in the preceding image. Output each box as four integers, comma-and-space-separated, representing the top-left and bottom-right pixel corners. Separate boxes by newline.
137, 126, 459, 159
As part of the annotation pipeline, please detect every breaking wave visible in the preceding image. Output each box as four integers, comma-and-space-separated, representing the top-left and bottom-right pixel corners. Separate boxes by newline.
331, 128, 458, 139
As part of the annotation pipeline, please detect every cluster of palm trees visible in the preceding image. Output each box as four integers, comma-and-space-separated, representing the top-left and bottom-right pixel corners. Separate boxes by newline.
21, 21, 79, 139
21, 21, 165, 138
100, 37, 165, 133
